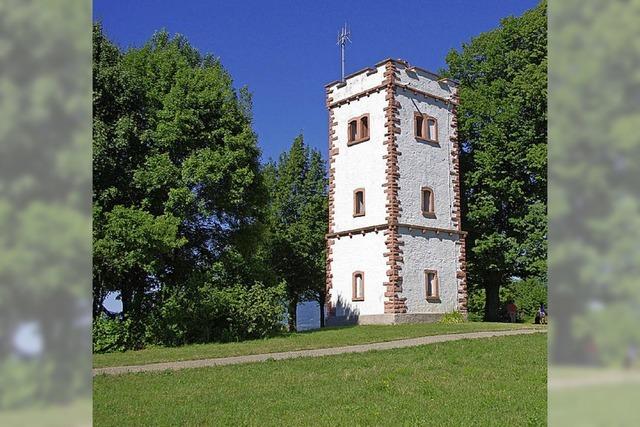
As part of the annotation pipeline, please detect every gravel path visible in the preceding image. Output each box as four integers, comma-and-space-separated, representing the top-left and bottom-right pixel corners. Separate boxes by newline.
94, 328, 545, 376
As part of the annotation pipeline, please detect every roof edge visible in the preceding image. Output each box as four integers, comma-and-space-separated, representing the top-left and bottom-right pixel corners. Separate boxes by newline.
325, 58, 458, 89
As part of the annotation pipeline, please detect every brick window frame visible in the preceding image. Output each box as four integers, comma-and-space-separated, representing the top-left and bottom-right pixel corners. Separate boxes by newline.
352, 271, 365, 301
414, 112, 439, 143
421, 186, 436, 218
347, 114, 370, 146
353, 188, 365, 217
425, 269, 440, 301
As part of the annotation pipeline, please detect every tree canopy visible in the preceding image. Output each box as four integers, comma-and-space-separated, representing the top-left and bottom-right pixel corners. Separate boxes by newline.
446, 1, 547, 321
93, 24, 277, 348
263, 135, 328, 331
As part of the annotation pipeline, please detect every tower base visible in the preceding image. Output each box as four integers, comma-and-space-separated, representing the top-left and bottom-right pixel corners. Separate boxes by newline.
326, 313, 447, 326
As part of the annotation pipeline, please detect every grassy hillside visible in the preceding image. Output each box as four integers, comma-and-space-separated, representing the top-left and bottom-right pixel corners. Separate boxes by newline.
94, 322, 537, 368
94, 333, 546, 426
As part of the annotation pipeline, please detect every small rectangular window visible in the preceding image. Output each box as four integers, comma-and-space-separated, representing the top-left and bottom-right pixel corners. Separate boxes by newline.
353, 188, 365, 216
427, 118, 437, 141
425, 270, 439, 300
353, 271, 365, 301
421, 186, 434, 216
415, 115, 424, 138
348, 120, 358, 143
415, 113, 438, 143
347, 114, 370, 145
360, 116, 369, 140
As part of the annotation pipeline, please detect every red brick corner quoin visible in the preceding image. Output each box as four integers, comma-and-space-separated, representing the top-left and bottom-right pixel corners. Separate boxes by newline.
325, 85, 338, 317
449, 87, 468, 314
382, 61, 407, 314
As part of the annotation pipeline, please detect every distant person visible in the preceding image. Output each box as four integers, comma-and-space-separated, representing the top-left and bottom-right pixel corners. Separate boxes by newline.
506, 301, 517, 323
538, 303, 547, 324
624, 343, 638, 369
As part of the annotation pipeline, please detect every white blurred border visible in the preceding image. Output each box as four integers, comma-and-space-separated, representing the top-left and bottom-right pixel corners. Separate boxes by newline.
549, 0, 640, 424
0, 0, 92, 425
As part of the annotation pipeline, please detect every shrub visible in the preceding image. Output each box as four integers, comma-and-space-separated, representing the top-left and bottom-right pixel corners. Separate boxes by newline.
439, 311, 466, 324
467, 288, 487, 320
502, 278, 547, 321
93, 316, 130, 353
94, 281, 287, 353
142, 281, 287, 350
466, 278, 547, 322
228, 282, 287, 340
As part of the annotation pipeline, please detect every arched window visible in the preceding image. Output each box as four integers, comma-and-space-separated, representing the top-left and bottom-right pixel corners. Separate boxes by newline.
421, 186, 435, 217
352, 271, 365, 301
425, 269, 439, 301
415, 113, 438, 143
353, 188, 365, 217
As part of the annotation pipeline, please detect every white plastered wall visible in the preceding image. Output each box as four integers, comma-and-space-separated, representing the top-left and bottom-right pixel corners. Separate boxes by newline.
394, 62, 454, 101
330, 232, 387, 316
393, 65, 460, 314
327, 63, 386, 101
399, 228, 460, 313
396, 91, 456, 230
331, 90, 387, 232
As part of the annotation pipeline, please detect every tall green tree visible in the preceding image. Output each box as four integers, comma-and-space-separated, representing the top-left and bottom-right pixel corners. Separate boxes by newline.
93, 24, 268, 345
264, 136, 328, 331
446, 1, 547, 321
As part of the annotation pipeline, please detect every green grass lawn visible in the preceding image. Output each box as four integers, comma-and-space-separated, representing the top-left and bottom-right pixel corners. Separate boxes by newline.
94, 322, 538, 368
94, 333, 547, 426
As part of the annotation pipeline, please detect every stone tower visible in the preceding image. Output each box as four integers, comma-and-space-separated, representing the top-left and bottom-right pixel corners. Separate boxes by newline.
325, 58, 467, 324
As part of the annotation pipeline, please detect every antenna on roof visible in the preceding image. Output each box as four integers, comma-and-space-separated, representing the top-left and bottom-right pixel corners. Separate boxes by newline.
337, 23, 351, 82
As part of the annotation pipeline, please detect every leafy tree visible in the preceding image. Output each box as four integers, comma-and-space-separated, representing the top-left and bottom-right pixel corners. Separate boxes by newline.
93, 24, 268, 346
264, 136, 328, 331
445, 1, 547, 321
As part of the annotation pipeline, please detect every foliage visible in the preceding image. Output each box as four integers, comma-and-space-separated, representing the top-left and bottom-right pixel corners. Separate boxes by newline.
445, 1, 547, 321
263, 135, 328, 330
94, 322, 529, 368
468, 278, 547, 322
93, 25, 272, 349
93, 316, 131, 353
501, 278, 547, 320
145, 282, 287, 348
94, 334, 547, 426
438, 311, 466, 324
94, 282, 286, 354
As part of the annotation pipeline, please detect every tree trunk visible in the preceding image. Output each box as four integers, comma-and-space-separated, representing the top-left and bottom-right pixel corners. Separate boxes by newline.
484, 284, 500, 322
288, 295, 298, 332
120, 287, 132, 320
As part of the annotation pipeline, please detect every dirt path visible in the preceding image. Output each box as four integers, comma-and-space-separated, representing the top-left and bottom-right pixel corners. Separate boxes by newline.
94, 328, 545, 376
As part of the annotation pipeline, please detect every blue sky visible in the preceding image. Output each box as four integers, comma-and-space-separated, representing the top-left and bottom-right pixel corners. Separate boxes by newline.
94, 0, 538, 163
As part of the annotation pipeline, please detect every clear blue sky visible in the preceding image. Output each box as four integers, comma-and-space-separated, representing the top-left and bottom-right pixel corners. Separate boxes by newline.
94, 0, 538, 162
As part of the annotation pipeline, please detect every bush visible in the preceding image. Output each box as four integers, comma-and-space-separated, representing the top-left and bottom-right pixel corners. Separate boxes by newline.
93, 316, 130, 353
502, 278, 547, 321
439, 311, 466, 324
94, 282, 287, 353
228, 282, 287, 340
466, 278, 547, 322
467, 288, 487, 321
